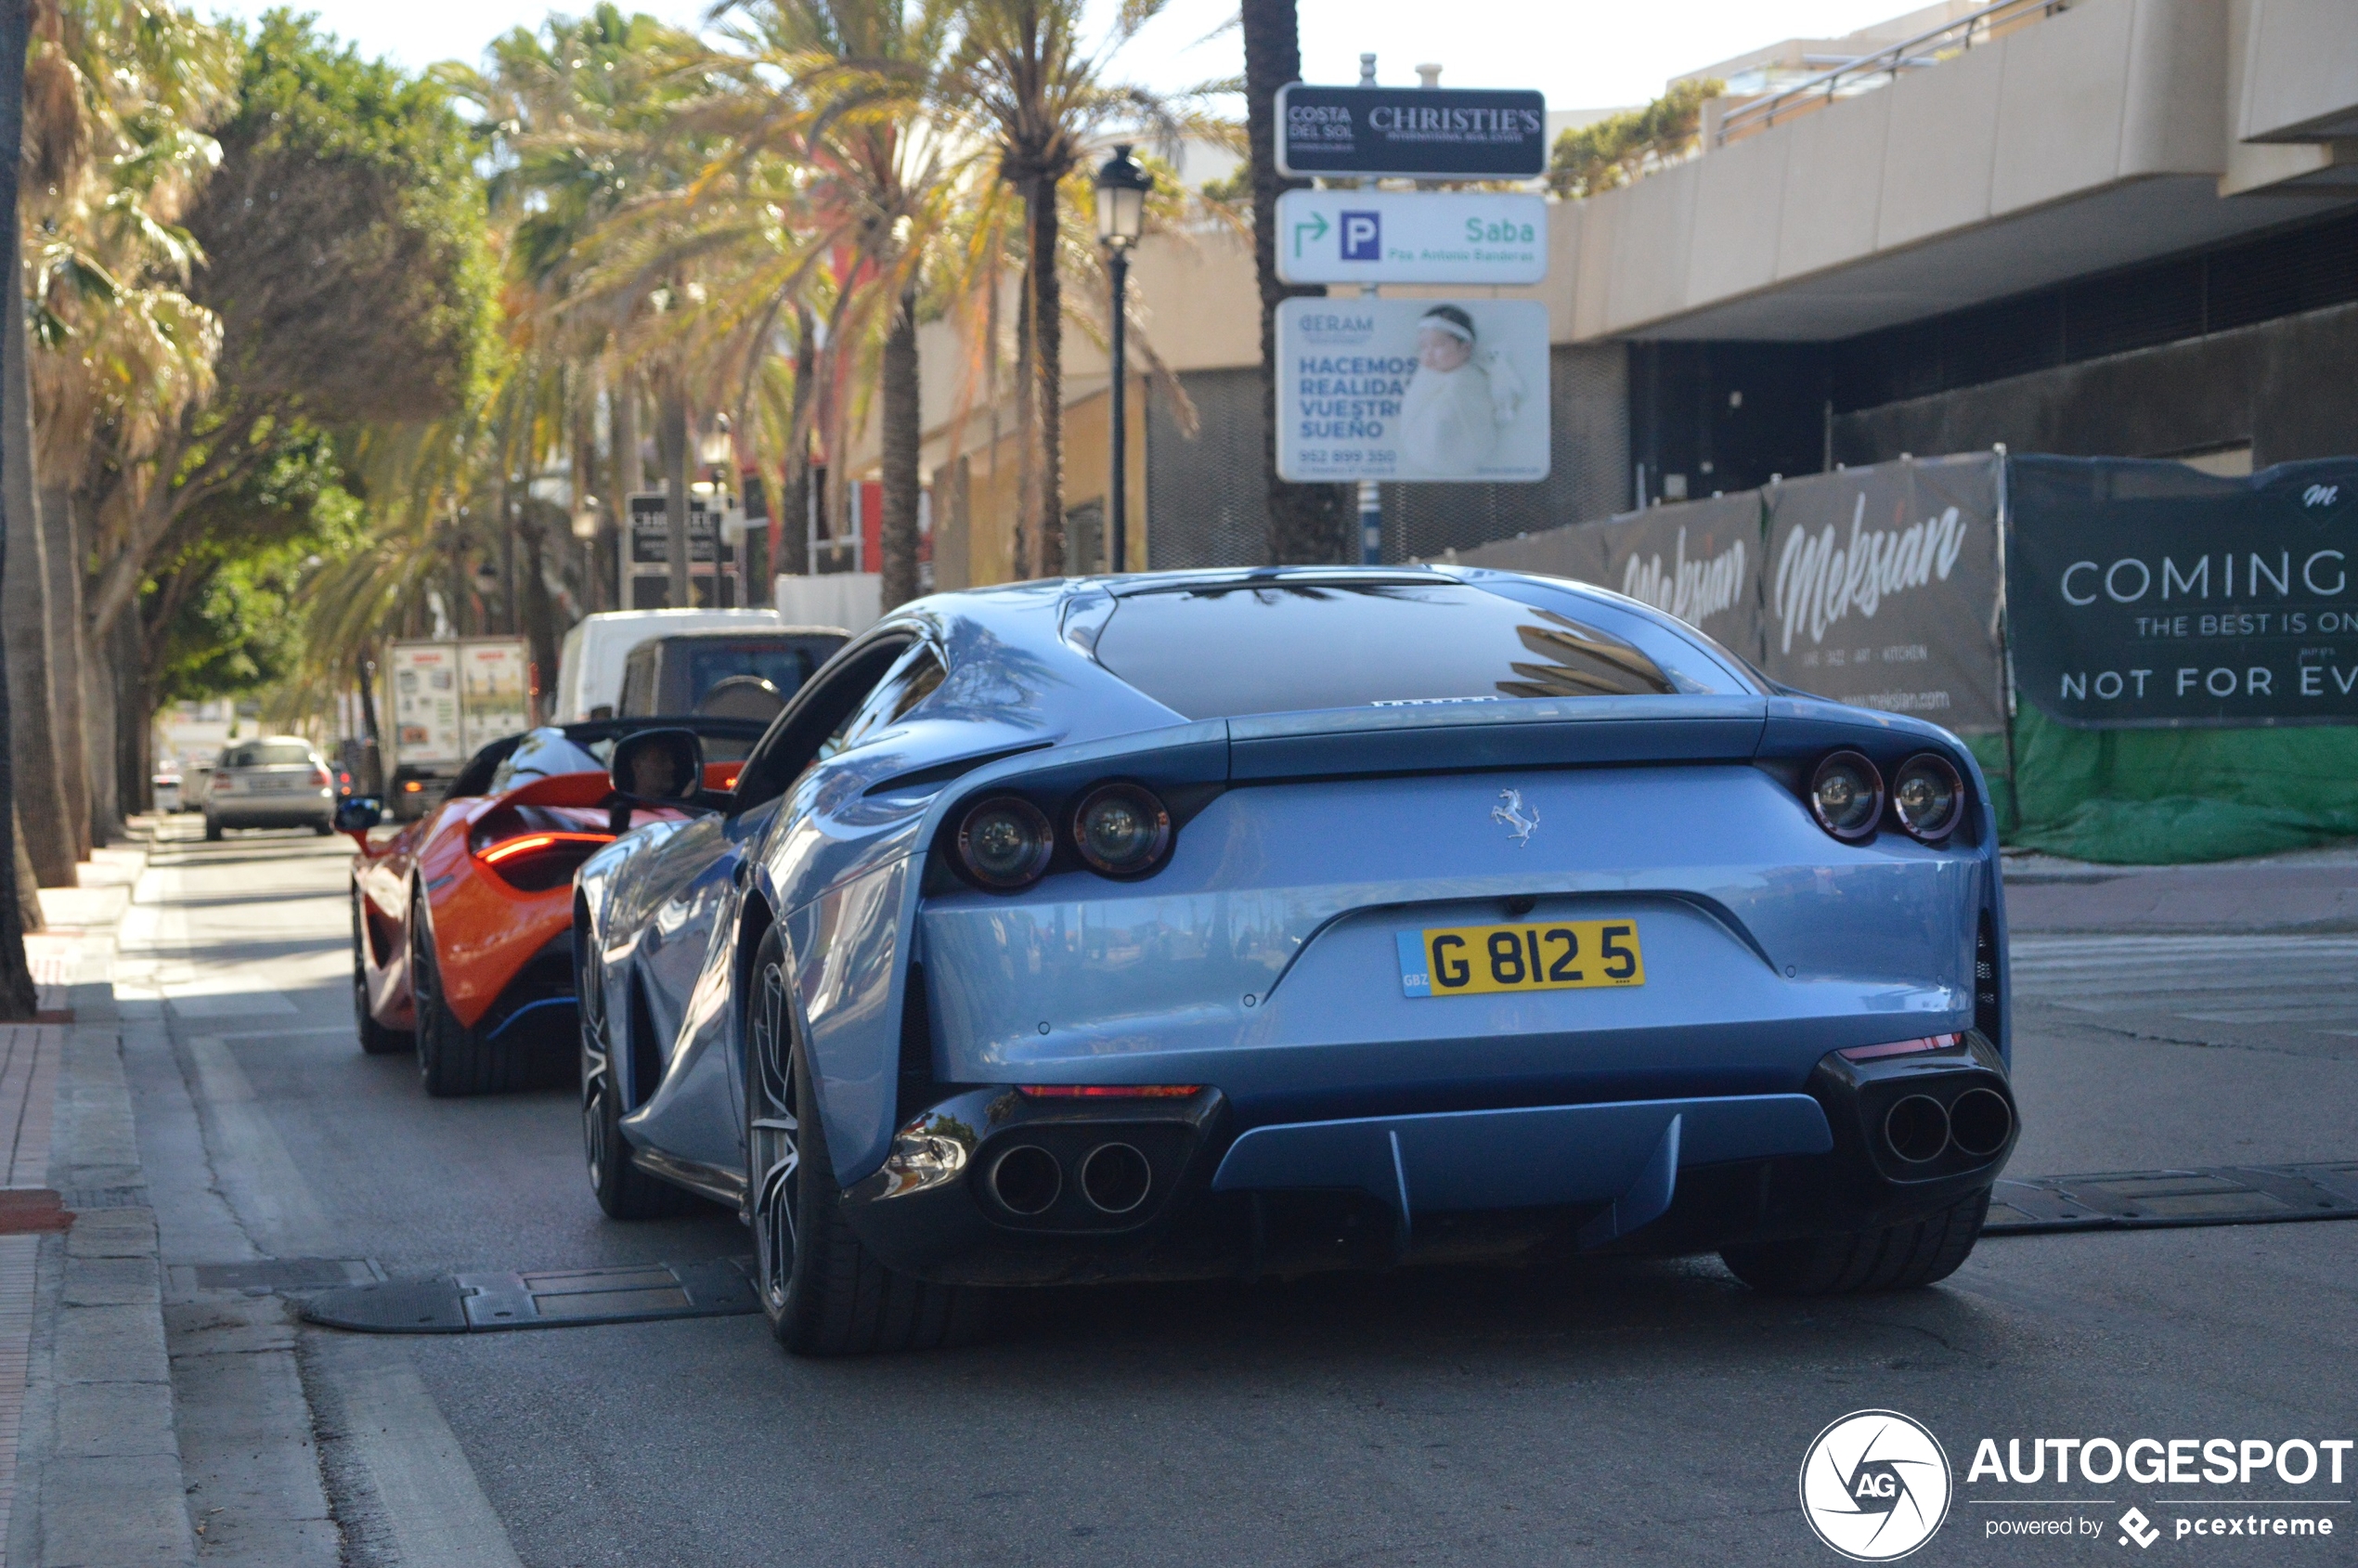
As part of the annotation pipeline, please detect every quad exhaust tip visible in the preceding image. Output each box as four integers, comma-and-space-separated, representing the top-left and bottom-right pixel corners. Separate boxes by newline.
1080, 1143, 1152, 1214
1884, 1095, 1951, 1164
1947, 1087, 2014, 1160
988, 1145, 1061, 1215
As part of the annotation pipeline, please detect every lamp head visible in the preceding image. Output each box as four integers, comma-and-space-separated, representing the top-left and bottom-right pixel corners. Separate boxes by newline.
1093, 143, 1148, 249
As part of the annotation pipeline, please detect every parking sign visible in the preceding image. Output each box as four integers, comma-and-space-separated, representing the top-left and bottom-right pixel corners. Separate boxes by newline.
1275, 191, 1548, 286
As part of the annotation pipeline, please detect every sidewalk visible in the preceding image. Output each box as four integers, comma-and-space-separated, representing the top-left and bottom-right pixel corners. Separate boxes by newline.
2002, 840, 2358, 933
0, 834, 198, 1567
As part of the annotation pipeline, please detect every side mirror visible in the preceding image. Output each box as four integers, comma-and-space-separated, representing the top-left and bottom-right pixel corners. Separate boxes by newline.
609, 729, 706, 808
336, 797, 383, 849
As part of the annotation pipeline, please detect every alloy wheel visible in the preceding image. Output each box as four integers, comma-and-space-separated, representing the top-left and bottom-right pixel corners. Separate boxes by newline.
578, 947, 612, 1191
747, 956, 800, 1313
410, 900, 439, 1082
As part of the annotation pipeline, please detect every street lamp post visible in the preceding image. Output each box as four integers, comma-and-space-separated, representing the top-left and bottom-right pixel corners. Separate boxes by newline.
1094, 144, 1149, 576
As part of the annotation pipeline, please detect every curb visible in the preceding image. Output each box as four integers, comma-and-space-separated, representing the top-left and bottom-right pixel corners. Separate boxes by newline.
12, 857, 199, 1564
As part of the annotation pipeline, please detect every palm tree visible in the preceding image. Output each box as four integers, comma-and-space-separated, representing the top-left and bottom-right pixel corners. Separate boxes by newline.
1239, 0, 1344, 564
19, 0, 237, 849
946, 0, 1173, 577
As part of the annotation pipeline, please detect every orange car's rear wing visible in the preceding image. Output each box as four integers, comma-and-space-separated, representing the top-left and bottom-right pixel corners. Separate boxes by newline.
498, 761, 739, 812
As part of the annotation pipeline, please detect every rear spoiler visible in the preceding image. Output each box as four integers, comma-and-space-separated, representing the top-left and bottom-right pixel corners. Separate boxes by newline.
497, 760, 742, 814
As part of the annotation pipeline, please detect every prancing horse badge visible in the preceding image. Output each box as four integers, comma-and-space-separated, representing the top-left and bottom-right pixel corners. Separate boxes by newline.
1491, 788, 1539, 848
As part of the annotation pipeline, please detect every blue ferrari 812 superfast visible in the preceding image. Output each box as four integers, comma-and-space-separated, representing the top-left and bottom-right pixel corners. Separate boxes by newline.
572, 566, 2015, 1354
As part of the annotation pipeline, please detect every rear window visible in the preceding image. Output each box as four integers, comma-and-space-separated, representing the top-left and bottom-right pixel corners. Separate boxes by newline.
1093, 582, 1709, 720
680, 641, 822, 706
226, 742, 314, 768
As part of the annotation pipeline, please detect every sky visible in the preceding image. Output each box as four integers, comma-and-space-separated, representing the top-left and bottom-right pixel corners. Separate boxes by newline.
201, 0, 1926, 110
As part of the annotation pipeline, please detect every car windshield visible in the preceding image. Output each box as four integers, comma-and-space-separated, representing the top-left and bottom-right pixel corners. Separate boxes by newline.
1092, 581, 1720, 720
225, 742, 314, 768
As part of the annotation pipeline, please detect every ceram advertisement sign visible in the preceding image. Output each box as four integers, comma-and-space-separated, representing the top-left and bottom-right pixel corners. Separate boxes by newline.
1276, 297, 1550, 485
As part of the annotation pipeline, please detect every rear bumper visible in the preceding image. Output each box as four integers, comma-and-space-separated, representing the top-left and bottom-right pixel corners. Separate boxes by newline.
839, 1033, 2016, 1285
209, 792, 333, 825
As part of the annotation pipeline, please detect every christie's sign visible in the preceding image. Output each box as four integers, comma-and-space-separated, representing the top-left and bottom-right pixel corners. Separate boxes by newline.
2005, 457, 2358, 727
1275, 84, 1548, 180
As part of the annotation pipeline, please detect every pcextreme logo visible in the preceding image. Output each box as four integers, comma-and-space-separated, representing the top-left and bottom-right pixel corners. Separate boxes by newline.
1801, 1409, 1954, 1562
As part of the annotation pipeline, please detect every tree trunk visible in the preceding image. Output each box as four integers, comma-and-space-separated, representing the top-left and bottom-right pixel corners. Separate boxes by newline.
1243, 0, 1350, 564
611, 370, 641, 610
517, 518, 559, 702
879, 288, 923, 609
11, 806, 38, 935
1013, 266, 1036, 578
779, 304, 813, 577
1027, 175, 1066, 577
83, 616, 120, 845
0, 0, 41, 1017
4, 275, 67, 885
356, 652, 383, 797
43, 486, 88, 859
114, 606, 147, 819
572, 390, 599, 616
657, 377, 692, 607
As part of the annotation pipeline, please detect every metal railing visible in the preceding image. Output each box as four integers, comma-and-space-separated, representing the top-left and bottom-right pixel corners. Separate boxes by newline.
1714, 0, 2069, 147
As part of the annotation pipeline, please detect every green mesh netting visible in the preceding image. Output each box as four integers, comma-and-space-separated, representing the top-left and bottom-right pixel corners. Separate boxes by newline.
1965, 709, 2358, 864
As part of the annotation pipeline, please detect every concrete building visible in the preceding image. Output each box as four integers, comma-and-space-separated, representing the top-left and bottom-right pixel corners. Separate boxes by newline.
860, 0, 2358, 586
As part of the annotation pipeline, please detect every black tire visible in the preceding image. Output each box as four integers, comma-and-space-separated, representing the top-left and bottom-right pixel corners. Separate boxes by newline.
1720, 1188, 1991, 1296
745, 926, 984, 1356
203, 816, 223, 842
409, 890, 512, 1096
314, 820, 335, 836
579, 928, 699, 1219
351, 893, 411, 1056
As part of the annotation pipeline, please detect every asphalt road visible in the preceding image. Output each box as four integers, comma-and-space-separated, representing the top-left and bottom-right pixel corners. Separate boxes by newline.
123, 823, 2358, 1566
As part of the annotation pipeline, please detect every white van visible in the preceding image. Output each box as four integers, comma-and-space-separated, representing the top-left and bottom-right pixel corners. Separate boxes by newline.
551, 609, 788, 723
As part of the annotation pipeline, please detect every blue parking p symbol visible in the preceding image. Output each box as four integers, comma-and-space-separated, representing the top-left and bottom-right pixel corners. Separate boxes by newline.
1341, 212, 1380, 261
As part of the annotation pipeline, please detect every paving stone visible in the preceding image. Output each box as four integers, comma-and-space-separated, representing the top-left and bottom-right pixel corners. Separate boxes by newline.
60, 1257, 160, 1310
50, 1381, 177, 1461
51, 1303, 169, 1387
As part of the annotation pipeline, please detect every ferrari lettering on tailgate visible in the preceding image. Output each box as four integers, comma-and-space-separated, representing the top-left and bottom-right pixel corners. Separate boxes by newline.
1396, 921, 1644, 998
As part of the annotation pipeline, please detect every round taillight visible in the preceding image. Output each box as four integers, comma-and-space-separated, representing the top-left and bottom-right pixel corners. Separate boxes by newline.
955, 797, 1054, 890
1807, 751, 1884, 842
1891, 753, 1964, 842
1070, 784, 1171, 877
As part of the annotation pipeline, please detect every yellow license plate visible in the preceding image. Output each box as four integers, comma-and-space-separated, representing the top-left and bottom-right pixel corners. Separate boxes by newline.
1397, 921, 1644, 998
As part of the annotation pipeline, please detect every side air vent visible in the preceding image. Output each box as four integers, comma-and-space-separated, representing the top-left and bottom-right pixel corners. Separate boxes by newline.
1974, 910, 2002, 1050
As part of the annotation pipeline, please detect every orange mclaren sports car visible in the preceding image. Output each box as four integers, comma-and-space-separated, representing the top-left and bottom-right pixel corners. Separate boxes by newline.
346, 718, 770, 1096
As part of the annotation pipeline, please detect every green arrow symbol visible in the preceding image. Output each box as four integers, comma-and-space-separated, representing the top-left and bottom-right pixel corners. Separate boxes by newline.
1292, 211, 1329, 257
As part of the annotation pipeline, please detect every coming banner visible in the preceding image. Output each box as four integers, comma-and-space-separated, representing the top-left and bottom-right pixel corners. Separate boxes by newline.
2006, 457, 2358, 727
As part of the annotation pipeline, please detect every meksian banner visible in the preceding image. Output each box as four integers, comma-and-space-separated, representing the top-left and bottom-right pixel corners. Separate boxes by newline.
2006, 456, 2358, 727
1761, 456, 2006, 733
1589, 493, 1764, 661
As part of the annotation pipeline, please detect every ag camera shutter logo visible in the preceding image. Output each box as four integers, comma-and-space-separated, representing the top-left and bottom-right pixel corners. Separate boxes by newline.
1800, 1409, 1952, 1561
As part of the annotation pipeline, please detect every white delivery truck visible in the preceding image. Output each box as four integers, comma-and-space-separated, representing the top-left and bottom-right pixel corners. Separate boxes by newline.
551, 609, 786, 723
385, 637, 531, 819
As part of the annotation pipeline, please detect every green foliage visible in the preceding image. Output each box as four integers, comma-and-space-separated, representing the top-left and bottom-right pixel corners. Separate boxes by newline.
151, 424, 367, 703
1546, 79, 1723, 201
188, 9, 501, 425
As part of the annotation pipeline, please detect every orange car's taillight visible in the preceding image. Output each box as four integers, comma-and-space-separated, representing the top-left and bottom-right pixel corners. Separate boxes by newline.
472, 831, 614, 893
